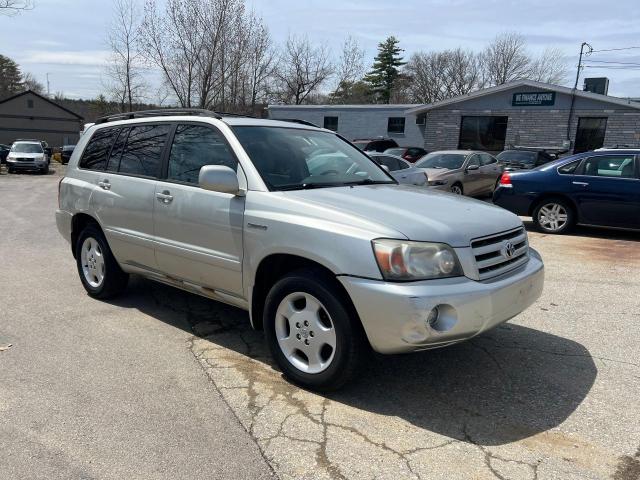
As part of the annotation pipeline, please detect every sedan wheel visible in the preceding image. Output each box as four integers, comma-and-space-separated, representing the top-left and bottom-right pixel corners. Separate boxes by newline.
450, 184, 463, 195
275, 292, 336, 374
534, 201, 573, 233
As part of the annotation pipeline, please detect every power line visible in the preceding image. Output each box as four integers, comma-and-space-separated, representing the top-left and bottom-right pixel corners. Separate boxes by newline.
588, 46, 640, 53
584, 60, 640, 66
583, 65, 640, 69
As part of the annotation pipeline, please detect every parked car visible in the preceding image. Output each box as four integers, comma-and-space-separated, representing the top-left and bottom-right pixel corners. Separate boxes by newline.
352, 138, 398, 152
61, 145, 76, 164
368, 152, 428, 186
15, 138, 51, 164
0, 144, 10, 164
56, 109, 544, 391
415, 150, 502, 196
383, 147, 428, 163
493, 149, 640, 233
6, 140, 49, 174
496, 148, 558, 171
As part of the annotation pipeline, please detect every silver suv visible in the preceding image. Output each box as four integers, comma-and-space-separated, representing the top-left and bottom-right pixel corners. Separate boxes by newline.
56, 109, 544, 391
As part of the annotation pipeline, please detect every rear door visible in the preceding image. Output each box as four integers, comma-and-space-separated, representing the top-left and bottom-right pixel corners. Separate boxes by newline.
479, 153, 502, 192
153, 123, 245, 296
570, 153, 640, 228
89, 123, 170, 270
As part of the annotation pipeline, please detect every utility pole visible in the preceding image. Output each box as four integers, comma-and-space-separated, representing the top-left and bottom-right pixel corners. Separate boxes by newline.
46, 73, 50, 97
566, 42, 593, 144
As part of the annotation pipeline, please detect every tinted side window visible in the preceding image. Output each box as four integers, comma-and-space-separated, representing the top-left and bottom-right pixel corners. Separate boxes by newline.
467, 154, 480, 167
558, 160, 581, 174
480, 153, 496, 165
118, 124, 170, 177
377, 156, 401, 171
106, 127, 129, 172
79, 128, 119, 170
167, 124, 237, 184
581, 155, 636, 178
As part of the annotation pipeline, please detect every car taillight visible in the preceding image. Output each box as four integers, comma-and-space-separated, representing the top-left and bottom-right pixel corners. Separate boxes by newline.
499, 172, 512, 187
58, 177, 64, 208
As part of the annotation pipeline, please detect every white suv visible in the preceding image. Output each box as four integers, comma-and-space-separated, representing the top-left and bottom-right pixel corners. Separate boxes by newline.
56, 109, 544, 391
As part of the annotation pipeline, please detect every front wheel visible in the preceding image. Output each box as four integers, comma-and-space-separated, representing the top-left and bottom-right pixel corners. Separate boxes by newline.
450, 183, 463, 195
533, 199, 574, 234
263, 270, 367, 391
75, 224, 129, 299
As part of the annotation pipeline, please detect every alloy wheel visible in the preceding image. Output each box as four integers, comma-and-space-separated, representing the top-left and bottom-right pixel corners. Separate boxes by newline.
451, 185, 463, 195
80, 237, 105, 288
275, 292, 337, 374
538, 202, 569, 232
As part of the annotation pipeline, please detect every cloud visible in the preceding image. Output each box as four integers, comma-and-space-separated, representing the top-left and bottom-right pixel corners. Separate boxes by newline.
21, 50, 111, 67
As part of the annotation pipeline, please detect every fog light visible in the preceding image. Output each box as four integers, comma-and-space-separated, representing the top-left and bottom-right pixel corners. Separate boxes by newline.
425, 307, 439, 328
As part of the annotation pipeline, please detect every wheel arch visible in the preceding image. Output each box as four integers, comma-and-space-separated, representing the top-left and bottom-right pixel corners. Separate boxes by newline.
70, 213, 102, 258
250, 253, 358, 332
528, 193, 579, 219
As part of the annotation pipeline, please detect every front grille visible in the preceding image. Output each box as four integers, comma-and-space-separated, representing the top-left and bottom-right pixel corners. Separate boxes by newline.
15, 157, 33, 162
471, 227, 529, 280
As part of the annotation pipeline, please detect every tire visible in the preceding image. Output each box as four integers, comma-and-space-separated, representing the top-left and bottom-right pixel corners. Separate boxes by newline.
450, 183, 463, 195
41, 166, 49, 174
532, 198, 575, 234
75, 223, 129, 299
263, 269, 368, 391
7, 167, 13, 174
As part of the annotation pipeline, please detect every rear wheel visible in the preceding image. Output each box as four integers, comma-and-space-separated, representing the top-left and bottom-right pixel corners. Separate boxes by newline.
75, 224, 128, 299
263, 269, 367, 391
533, 199, 574, 234
450, 183, 463, 195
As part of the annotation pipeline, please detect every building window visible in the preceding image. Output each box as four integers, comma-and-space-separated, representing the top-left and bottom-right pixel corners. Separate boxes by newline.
387, 117, 405, 134
458, 116, 508, 151
574, 117, 607, 153
323, 116, 338, 131
27, 99, 34, 108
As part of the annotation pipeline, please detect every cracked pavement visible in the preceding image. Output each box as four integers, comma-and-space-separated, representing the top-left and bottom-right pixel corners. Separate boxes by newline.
2, 167, 639, 479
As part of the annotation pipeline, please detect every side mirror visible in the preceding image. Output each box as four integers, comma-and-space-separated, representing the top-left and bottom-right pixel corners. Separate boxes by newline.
466, 164, 480, 172
199, 165, 241, 195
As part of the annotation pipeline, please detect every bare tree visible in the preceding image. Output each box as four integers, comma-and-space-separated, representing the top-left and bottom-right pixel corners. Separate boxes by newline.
22, 72, 45, 94
274, 35, 333, 105
330, 36, 365, 102
244, 14, 276, 109
106, 0, 147, 112
444, 48, 483, 96
0, 0, 33, 15
528, 47, 568, 85
481, 32, 531, 86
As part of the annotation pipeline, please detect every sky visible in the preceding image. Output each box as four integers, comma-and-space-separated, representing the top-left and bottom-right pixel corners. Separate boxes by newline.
1, 0, 639, 100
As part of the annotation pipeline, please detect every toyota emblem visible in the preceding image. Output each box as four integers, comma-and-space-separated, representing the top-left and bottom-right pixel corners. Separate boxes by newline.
503, 241, 516, 258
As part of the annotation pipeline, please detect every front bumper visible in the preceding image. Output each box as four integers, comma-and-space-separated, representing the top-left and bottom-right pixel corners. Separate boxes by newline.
339, 248, 544, 354
7, 159, 48, 170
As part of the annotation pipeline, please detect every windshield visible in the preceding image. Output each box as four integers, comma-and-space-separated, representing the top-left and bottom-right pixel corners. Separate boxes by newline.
11, 143, 43, 154
232, 127, 395, 191
416, 152, 466, 170
496, 151, 537, 164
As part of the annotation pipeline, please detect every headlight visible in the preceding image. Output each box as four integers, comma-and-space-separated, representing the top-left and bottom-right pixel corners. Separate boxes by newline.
372, 239, 463, 281
428, 179, 448, 186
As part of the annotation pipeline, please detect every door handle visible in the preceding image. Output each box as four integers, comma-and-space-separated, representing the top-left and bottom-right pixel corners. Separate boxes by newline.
97, 180, 111, 190
572, 181, 589, 186
156, 190, 173, 204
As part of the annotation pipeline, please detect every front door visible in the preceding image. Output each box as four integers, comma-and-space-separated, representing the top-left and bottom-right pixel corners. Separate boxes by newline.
463, 154, 483, 195
153, 123, 245, 296
571, 153, 640, 228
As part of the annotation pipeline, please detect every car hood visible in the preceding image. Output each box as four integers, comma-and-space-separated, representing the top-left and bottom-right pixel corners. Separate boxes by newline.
283, 184, 522, 247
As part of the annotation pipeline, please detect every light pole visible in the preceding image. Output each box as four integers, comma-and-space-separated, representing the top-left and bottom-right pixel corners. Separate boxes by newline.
46, 73, 51, 96
566, 42, 593, 144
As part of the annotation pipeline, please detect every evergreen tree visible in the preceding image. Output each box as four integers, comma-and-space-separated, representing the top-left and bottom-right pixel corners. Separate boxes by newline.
0, 54, 24, 99
364, 36, 406, 104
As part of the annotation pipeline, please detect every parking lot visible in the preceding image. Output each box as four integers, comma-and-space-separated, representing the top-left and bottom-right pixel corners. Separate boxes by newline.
1, 166, 639, 480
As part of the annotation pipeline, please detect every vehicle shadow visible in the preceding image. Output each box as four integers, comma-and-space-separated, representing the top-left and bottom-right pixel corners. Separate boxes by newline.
108, 276, 597, 447
522, 219, 640, 242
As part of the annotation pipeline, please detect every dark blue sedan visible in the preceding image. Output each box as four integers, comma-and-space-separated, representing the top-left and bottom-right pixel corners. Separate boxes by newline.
493, 149, 640, 233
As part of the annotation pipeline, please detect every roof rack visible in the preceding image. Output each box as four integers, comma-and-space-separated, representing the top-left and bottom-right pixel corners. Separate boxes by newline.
94, 108, 223, 125
279, 118, 321, 128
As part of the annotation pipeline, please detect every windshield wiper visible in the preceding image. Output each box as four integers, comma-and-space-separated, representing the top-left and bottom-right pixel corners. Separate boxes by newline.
276, 182, 344, 191
343, 179, 395, 186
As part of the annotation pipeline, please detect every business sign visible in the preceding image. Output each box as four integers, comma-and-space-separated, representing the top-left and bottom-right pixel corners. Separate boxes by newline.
512, 92, 556, 106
